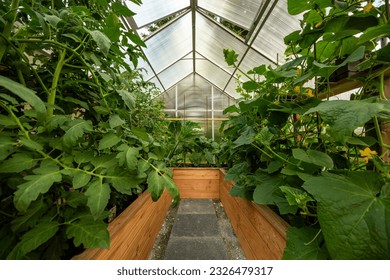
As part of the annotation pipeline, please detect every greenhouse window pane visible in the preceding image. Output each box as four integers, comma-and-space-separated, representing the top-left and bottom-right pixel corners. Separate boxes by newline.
157, 60, 193, 91
250, 0, 301, 63
196, 13, 247, 74
126, 0, 190, 28
198, 0, 264, 30
240, 48, 274, 75
196, 60, 231, 91
143, 13, 192, 74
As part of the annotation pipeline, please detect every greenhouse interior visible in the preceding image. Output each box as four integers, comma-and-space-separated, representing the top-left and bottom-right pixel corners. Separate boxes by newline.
0, 0, 390, 261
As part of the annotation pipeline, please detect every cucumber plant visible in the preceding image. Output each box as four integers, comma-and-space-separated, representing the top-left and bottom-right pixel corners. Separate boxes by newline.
222, 0, 390, 259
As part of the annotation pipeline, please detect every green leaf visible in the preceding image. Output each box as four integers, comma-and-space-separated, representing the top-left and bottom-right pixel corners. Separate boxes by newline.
305, 98, 390, 143
128, 32, 146, 48
86, 29, 111, 56
0, 115, 18, 127
233, 126, 256, 147
117, 89, 135, 109
66, 191, 87, 208
147, 170, 165, 201
131, 127, 150, 142
116, 144, 139, 170
66, 217, 109, 248
292, 148, 333, 168
357, 23, 390, 45
11, 199, 48, 232
223, 49, 238, 66
110, 176, 142, 195
313, 46, 366, 78
287, 0, 312, 15
225, 162, 249, 182
283, 227, 329, 260
255, 127, 274, 146
109, 114, 125, 128
112, 2, 136, 16
161, 173, 180, 205
98, 133, 121, 150
0, 153, 37, 173
0, 136, 13, 160
0, 76, 46, 122
303, 172, 390, 259
20, 137, 43, 151
7, 221, 60, 259
85, 178, 110, 219
72, 171, 91, 189
253, 175, 284, 204
103, 13, 121, 42
63, 119, 93, 147
14, 164, 62, 212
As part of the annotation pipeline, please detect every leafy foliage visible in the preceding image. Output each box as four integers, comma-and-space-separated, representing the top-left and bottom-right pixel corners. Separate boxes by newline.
222, 0, 390, 259
0, 0, 178, 259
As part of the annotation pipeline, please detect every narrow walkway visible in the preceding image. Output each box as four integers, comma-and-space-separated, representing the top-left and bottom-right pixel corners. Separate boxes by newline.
149, 199, 245, 260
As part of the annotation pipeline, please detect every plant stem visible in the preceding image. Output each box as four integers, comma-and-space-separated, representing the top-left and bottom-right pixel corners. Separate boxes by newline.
47, 50, 66, 117
379, 72, 388, 100
374, 116, 390, 149
0, 0, 20, 63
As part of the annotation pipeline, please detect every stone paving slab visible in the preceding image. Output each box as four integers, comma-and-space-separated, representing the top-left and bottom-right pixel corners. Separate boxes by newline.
177, 199, 215, 214
164, 237, 228, 260
170, 214, 219, 237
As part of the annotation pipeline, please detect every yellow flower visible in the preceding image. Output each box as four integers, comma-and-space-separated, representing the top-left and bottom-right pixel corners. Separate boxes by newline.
294, 86, 301, 93
363, 2, 373, 13
359, 147, 377, 163
305, 88, 314, 97
359, 147, 377, 157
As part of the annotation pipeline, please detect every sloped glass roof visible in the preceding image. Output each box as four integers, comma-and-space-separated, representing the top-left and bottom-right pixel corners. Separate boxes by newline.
125, 0, 301, 99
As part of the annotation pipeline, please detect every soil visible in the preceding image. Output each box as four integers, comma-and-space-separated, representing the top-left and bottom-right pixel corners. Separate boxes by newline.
148, 199, 245, 260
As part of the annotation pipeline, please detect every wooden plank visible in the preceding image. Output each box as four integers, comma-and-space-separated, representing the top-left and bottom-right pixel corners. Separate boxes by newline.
219, 170, 288, 260
174, 179, 219, 198
173, 168, 220, 180
73, 190, 171, 260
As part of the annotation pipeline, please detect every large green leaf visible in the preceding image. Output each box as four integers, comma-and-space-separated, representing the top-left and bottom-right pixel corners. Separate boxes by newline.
253, 173, 284, 204
283, 227, 329, 260
160, 172, 180, 205
66, 217, 109, 248
14, 163, 62, 212
117, 89, 135, 109
305, 98, 390, 143
233, 126, 256, 147
62, 119, 93, 147
303, 172, 390, 259
85, 178, 110, 219
0, 153, 37, 173
0, 76, 46, 122
7, 221, 60, 259
292, 148, 334, 168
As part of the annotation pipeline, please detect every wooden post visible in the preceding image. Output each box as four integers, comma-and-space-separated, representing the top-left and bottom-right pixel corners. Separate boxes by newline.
382, 76, 390, 162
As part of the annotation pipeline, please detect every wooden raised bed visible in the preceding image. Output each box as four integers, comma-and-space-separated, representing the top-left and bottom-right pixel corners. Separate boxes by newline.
72, 190, 172, 260
74, 168, 289, 260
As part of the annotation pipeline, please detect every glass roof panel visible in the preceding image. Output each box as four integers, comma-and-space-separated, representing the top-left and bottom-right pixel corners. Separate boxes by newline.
196, 59, 230, 92
126, 0, 190, 28
196, 13, 247, 74
250, 0, 301, 64
143, 13, 192, 74
157, 59, 193, 90
198, 0, 264, 30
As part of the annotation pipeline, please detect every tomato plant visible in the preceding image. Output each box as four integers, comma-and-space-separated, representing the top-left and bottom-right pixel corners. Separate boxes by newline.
222, 0, 390, 259
0, 0, 178, 259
